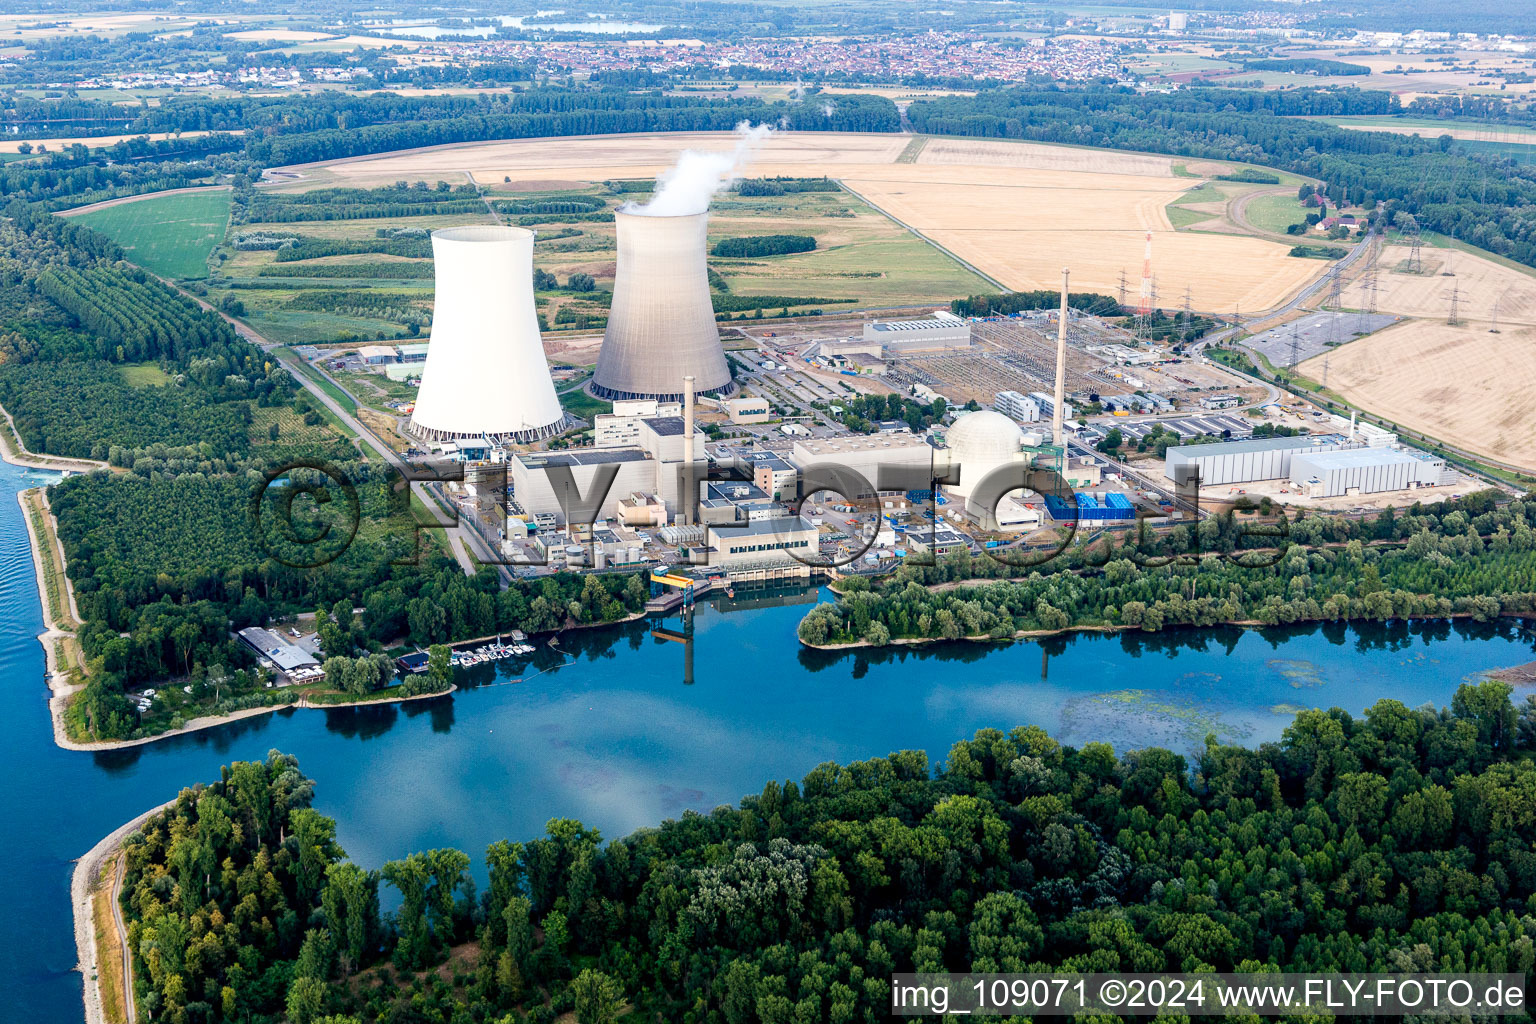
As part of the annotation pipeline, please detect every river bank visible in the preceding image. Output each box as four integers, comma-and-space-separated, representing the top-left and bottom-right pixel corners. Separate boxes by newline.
72, 799, 175, 1024
801, 608, 1534, 652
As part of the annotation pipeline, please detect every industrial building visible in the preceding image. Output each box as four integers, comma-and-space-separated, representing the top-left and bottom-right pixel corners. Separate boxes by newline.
358, 344, 399, 365
510, 449, 657, 524
864, 310, 972, 353
791, 434, 936, 497
724, 396, 770, 424
1200, 394, 1243, 410
994, 390, 1042, 423
703, 516, 818, 568
943, 410, 1025, 502
593, 209, 734, 402
1290, 448, 1446, 498
1029, 391, 1074, 422
1164, 434, 1350, 487
236, 627, 322, 684
409, 226, 568, 443
398, 343, 429, 363
993, 495, 1042, 532
752, 454, 798, 500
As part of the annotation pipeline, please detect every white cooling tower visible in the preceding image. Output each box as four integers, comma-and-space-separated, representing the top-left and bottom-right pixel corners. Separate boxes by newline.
592, 210, 734, 402
409, 226, 567, 443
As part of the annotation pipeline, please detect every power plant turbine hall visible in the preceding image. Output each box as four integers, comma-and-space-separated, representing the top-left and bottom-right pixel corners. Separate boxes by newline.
409, 226, 567, 443
592, 209, 735, 402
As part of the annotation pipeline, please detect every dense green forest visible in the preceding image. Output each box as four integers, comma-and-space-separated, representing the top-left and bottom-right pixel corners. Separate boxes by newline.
950, 289, 1124, 318
120, 682, 1536, 1023
798, 493, 1536, 647
51, 460, 651, 739
0, 204, 302, 460
1243, 58, 1369, 76
907, 87, 1536, 270
713, 234, 818, 258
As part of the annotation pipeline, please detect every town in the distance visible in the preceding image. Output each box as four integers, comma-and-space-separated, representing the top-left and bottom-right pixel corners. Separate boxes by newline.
2, 2, 1536, 1023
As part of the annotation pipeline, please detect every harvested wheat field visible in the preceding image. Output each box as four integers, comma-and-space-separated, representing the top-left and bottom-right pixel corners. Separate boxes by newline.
1299, 319, 1536, 469
914, 137, 1175, 176
289, 131, 1324, 312
1341, 244, 1536, 326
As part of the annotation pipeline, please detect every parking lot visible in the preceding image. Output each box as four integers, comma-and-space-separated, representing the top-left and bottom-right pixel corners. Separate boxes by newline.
1245, 311, 1399, 368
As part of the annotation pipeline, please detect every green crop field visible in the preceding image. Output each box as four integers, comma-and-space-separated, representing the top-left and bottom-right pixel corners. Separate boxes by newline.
1243, 193, 1310, 235
71, 188, 232, 280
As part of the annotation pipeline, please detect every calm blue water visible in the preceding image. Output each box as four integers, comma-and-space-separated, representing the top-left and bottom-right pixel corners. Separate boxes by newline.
3, 457, 1533, 1022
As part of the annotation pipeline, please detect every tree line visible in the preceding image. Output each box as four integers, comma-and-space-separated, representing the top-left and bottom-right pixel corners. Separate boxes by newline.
713, 234, 817, 258
798, 493, 1536, 647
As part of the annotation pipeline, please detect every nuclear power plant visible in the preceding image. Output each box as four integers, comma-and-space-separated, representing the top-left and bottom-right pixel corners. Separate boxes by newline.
591, 209, 735, 403
409, 226, 568, 443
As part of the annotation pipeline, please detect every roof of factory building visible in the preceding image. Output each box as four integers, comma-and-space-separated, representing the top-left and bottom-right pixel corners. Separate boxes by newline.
1166, 434, 1347, 458
707, 516, 815, 538
236, 627, 319, 672
641, 415, 695, 436
794, 434, 935, 455
1293, 447, 1435, 469
517, 449, 651, 468
869, 319, 967, 333
707, 480, 769, 502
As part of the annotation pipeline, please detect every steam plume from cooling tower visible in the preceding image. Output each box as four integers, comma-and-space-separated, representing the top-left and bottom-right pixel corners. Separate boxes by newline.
626, 121, 772, 218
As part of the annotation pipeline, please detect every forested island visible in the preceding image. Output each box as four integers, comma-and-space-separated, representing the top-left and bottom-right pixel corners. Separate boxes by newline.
111, 683, 1536, 1023
799, 493, 1536, 648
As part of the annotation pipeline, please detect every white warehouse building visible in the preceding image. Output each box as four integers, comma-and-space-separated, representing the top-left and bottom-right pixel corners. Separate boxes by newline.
1164, 434, 1350, 487
1290, 448, 1446, 498
864, 310, 972, 354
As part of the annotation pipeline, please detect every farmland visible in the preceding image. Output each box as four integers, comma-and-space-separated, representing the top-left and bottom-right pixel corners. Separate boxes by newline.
67, 188, 232, 280
1299, 318, 1536, 470
1339, 242, 1536, 326
289, 131, 1325, 314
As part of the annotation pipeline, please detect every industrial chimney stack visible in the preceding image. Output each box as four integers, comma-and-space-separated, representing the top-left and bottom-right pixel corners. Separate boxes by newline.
1053, 267, 1070, 450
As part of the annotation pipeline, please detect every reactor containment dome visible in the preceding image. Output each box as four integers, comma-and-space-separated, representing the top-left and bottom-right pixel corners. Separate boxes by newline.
409, 226, 568, 443
945, 410, 1026, 500
592, 209, 735, 403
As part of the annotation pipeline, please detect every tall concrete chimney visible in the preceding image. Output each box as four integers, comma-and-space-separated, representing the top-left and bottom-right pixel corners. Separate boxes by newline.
1350, 410, 1357, 441
1053, 267, 1070, 450
681, 374, 696, 525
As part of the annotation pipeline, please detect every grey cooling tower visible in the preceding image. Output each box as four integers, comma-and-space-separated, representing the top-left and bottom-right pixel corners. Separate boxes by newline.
592, 209, 735, 402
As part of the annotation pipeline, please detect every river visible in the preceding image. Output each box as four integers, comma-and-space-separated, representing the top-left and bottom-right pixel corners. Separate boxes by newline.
4, 458, 1533, 1021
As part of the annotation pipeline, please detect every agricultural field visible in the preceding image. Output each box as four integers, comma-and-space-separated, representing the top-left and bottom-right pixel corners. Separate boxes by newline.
1299, 318, 1536, 470
1339, 242, 1536, 326
289, 132, 1323, 314
1241, 193, 1310, 235
68, 188, 232, 280
1311, 115, 1536, 144
0, 129, 236, 154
